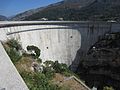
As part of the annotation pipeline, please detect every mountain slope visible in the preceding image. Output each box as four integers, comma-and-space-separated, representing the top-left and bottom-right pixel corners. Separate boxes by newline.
10, 7, 45, 21
10, 0, 96, 21
11, 0, 120, 21
0, 15, 8, 21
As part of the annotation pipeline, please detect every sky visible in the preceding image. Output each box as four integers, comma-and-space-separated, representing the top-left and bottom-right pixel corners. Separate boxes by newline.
0, 0, 62, 17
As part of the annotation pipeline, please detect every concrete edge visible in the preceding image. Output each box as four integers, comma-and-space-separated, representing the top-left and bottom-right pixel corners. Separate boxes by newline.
0, 21, 116, 28
0, 42, 29, 90
71, 76, 91, 90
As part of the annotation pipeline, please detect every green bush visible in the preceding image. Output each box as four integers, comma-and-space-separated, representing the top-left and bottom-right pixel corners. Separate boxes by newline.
19, 60, 72, 90
27, 45, 41, 59
43, 67, 55, 79
53, 61, 62, 73
21, 72, 60, 90
6, 39, 22, 51
6, 48, 22, 63
44, 60, 54, 67
37, 58, 42, 63
53, 61, 69, 73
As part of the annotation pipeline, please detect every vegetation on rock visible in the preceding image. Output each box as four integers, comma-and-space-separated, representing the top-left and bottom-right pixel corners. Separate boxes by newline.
3, 39, 81, 90
4, 39, 22, 63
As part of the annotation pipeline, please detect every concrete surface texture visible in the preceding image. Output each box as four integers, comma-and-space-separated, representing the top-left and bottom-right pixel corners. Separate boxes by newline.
0, 21, 120, 71
0, 42, 29, 90
5, 25, 81, 66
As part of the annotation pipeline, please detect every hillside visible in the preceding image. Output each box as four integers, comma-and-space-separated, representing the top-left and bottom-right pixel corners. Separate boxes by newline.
0, 15, 8, 21
11, 7, 45, 21
11, 0, 120, 21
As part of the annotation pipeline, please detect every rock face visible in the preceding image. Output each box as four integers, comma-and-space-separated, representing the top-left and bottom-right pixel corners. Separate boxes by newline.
78, 32, 120, 89
86, 32, 120, 67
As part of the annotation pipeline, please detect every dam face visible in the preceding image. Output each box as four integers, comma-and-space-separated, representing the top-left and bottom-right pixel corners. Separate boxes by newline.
0, 21, 120, 71
9, 25, 81, 66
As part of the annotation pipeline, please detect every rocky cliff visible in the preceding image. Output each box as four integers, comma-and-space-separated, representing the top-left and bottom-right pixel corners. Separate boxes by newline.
78, 32, 120, 89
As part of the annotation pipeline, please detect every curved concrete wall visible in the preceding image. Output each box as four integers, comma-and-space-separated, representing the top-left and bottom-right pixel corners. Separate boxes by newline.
0, 21, 120, 70
1, 24, 81, 66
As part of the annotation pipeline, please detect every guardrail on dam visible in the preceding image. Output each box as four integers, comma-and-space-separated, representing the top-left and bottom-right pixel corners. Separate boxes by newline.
0, 21, 120, 71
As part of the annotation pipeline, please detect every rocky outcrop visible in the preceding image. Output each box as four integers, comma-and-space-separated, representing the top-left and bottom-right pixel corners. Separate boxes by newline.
78, 32, 120, 89
86, 32, 120, 67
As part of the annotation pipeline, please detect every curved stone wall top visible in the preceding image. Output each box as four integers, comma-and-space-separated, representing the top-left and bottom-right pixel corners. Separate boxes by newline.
0, 21, 82, 28
0, 21, 115, 28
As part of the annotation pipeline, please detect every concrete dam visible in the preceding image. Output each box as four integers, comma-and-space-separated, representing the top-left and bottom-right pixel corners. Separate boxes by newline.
0, 21, 120, 89
0, 21, 120, 71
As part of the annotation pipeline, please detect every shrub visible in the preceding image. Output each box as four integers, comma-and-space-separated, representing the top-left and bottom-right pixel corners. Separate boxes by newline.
21, 72, 60, 90
27, 45, 41, 59
6, 48, 22, 63
43, 66, 55, 79
4, 39, 22, 63
6, 39, 22, 51
53, 61, 68, 73
44, 60, 54, 67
